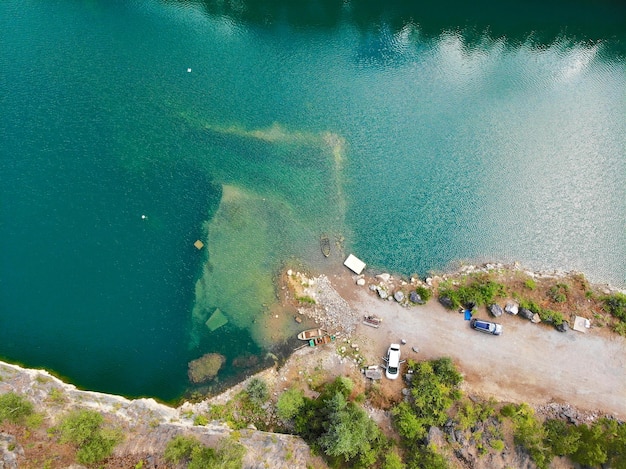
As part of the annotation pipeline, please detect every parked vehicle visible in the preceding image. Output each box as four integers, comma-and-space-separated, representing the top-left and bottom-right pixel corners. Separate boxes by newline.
470, 318, 503, 335
383, 343, 402, 379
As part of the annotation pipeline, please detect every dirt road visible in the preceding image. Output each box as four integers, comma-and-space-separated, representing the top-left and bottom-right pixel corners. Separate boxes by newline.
334, 276, 626, 419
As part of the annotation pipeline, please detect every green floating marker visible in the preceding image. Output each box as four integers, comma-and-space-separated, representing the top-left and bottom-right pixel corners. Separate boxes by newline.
205, 308, 228, 332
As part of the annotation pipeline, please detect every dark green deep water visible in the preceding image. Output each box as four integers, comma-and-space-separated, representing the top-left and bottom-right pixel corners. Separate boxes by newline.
1, 0, 625, 400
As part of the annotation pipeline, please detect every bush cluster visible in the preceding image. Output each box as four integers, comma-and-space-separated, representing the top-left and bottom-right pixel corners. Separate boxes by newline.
518, 299, 564, 326
438, 276, 506, 309
164, 435, 245, 469
56, 409, 122, 465
392, 357, 463, 468
603, 292, 626, 322
501, 404, 626, 469
415, 285, 432, 302
547, 283, 569, 303
0, 392, 34, 425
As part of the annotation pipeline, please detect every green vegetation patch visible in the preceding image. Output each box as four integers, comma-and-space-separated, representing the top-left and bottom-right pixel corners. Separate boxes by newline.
392, 357, 463, 445
438, 275, 506, 309
276, 388, 305, 420
285, 377, 387, 467
0, 392, 34, 425
56, 409, 122, 465
415, 285, 432, 302
164, 434, 245, 469
207, 378, 271, 430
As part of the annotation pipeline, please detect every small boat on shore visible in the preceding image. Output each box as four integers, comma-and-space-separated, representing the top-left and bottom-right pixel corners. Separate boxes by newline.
309, 334, 335, 347
363, 315, 382, 328
297, 328, 327, 341
320, 234, 331, 257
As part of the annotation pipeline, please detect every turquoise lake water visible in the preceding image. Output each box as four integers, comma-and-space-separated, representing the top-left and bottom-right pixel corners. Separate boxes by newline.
1, 0, 625, 401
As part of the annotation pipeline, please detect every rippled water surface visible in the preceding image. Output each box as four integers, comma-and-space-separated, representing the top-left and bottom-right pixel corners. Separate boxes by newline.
1, 0, 625, 399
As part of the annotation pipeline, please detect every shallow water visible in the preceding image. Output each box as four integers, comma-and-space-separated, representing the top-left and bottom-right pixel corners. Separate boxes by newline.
1, 0, 624, 400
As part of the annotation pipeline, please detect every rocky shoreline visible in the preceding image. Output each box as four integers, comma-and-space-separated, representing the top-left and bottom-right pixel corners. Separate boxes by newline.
1, 261, 624, 468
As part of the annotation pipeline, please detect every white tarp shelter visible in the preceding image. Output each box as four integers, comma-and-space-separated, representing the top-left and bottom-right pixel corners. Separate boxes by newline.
344, 254, 366, 274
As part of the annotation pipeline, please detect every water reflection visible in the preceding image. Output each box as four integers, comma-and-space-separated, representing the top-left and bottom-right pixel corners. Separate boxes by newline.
169, 0, 626, 54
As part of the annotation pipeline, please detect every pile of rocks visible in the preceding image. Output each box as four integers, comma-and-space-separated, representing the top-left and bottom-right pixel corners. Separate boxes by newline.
364, 273, 429, 306
536, 403, 610, 425
294, 274, 359, 334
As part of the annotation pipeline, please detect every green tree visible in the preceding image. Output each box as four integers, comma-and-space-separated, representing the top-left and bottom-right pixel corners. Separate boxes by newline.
276, 388, 305, 420
391, 401, 427, 442
571, 422, 608, 467
543, 419, 579, 456
318, 391, 382, 465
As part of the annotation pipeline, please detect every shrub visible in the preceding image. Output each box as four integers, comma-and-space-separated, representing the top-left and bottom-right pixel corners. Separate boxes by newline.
382, 449, 406, 469
277, 388, 305, 420
614, 321, 626, 336
193, 414, 209, 426
547, 283, 569, 303
438, 277, 506, 309
415, 285, 432, 302
164, 435, 202, 464
57, 409, 122, 465
490, 439, 505, 451
500, 404, 550, 469
245, 378, 269, 405
603, 292, 626, 322
524, 278, 537, 290
0, 392, 34, 425
296, 296, 316, 304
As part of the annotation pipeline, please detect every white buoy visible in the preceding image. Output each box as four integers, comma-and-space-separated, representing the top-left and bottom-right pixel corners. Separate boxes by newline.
187, 68, 192, 73
141, 215, 147, 220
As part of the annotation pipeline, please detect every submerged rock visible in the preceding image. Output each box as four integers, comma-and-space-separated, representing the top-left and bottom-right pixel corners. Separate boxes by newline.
188, 353, 226, 383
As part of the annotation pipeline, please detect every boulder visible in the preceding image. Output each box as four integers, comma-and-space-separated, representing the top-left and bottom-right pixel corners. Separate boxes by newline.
439, 296, 454, 309
376, 273, 391, 282
356, 278, 366, 286
488, 303, 503, 317
505, 301, 519, 315
556, 321, 569, 333
409, 291, 425, 304
519, 308, 534, 320
394, 291, 405, 302
427, 426, 445, 447
369, 284, 378, 291
531, 313, 541, 323
377, 288, 388, 299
